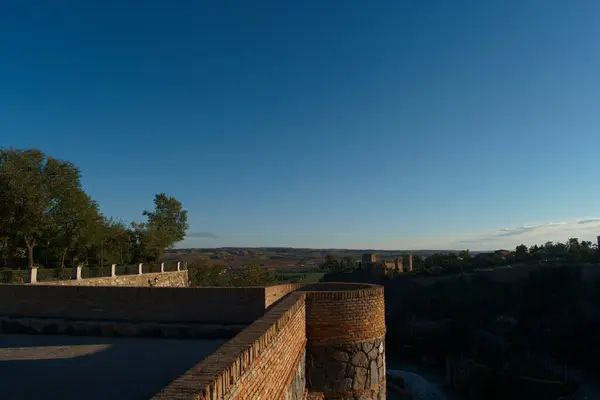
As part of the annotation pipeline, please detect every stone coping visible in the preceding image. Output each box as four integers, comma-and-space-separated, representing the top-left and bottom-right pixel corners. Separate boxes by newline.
152, 291, 306, 399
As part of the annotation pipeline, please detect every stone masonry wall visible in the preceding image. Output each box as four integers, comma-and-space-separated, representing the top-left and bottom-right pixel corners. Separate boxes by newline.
301, 283, 387, 400
41, 270, 189, 287
0, 285, 269, 324
153, 292, 307, 400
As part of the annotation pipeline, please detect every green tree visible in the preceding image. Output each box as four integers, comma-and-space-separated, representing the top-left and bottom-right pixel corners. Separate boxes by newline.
320, 253, 343, 273
103, 219, 134, 265
459, 249, 471, 260
515, 244, 529, 261
140, 193, 188, 262
50, 189, 101, 267
342, 256, 356, 271
0, 149, 85, 267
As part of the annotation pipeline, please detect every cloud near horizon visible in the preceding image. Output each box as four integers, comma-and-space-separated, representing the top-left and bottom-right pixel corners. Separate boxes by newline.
439, 218, 600, 250
177, 218, 600, 251
185, 232, 219, 240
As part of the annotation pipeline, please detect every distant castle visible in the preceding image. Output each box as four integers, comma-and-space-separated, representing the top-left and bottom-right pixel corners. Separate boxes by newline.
361, 253, 413, 273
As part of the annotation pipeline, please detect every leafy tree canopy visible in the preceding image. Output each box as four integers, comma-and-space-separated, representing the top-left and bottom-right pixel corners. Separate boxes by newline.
0, 148, 188, 269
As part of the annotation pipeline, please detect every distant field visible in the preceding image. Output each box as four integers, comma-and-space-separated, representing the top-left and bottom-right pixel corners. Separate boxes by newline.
275, 271, 325, 284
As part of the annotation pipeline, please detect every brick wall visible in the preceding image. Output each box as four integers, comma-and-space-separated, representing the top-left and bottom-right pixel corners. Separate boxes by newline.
301, 283, 387, 399
0, 285, 269, 324
41, 270, 189, 287
1, 280, 388, 399
264, 283, 304, 308
153, 292, 307, 400
301, 283, 386, 345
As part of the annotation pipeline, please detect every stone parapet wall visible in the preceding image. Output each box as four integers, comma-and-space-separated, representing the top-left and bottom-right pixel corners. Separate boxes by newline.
40, 270, 188, 287
306, 338, 386, 400
153, 292, 307, 400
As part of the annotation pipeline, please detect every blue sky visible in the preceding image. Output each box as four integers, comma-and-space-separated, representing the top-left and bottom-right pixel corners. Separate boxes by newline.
2, 1, 600, 250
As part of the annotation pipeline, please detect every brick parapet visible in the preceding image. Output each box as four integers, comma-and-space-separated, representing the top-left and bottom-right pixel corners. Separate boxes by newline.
0, 285, 269, 324
1, 280, 387, 400
300, 283, 387, 399
264, 283, 305, 308
300, 283, 386, 345
152, 292, 307, 400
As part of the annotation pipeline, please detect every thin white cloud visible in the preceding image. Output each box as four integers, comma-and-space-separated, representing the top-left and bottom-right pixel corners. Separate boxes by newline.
378, 218, 600, 251
441, 218, 600, 250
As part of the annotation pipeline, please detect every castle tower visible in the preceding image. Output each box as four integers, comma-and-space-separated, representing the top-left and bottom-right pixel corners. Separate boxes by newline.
301, 283, 386, 399
362, 253, 377, 265
394, 258, 403, 273
402, 254, 413, 272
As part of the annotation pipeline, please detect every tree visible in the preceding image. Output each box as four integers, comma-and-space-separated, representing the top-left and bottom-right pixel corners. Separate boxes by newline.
0, 148, 193, 270
320, 253, 343, 273
102, 219, 134, 265
136, 193, 188, 262
342, 256, 356, 271
515, 244, 529, 261
0, 149, 85, 267
50, 189, 100, 267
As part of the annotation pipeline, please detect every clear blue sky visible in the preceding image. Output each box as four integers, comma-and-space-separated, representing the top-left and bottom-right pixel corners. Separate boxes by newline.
2, 1, 600, 250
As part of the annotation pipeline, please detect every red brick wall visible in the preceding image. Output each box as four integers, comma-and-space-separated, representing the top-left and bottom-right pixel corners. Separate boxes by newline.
264, 283, 304, 308
301, 283, 386, 345
153, 292, 307, 400
0, 285, 269, 324
301, 283, 387, 399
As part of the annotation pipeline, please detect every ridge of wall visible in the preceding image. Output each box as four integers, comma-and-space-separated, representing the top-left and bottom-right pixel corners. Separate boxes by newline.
153, 292, 307, 400
264, 283, 304, 308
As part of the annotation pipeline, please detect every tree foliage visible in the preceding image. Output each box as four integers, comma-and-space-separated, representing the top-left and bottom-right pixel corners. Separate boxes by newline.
188, 260, 276, 287
0, 148, 188, 268
319, 253, 358, 273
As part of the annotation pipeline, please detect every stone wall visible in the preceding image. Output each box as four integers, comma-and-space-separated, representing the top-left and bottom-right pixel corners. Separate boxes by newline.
301, 283, 387, 400
153, 292, 307, 400
0, 285, 269, 324
40, 270, 189, 287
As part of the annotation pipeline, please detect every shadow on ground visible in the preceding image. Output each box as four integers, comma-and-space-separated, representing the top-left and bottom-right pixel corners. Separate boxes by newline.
0, 334, 225, 400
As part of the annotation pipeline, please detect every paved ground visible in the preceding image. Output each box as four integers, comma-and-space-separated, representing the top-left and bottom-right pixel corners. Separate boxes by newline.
0, 334, 225, 400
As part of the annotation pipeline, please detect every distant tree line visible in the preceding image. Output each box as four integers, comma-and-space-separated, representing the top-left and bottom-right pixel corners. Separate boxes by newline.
319, 254, 362, 273
0, 148, 188, 269
414, 238, 599, 276
318, 239, 600, 278
188, 261, 276, 287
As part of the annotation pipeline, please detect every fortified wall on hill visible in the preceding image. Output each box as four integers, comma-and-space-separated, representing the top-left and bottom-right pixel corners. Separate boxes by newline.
0, 265, 386, 399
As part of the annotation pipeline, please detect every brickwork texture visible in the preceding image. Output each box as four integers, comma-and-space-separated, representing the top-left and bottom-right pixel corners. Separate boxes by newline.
0, 279, 387, 400
0, 285, 269, 324
301, 283, 387, 399
153, 292, 307, 400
